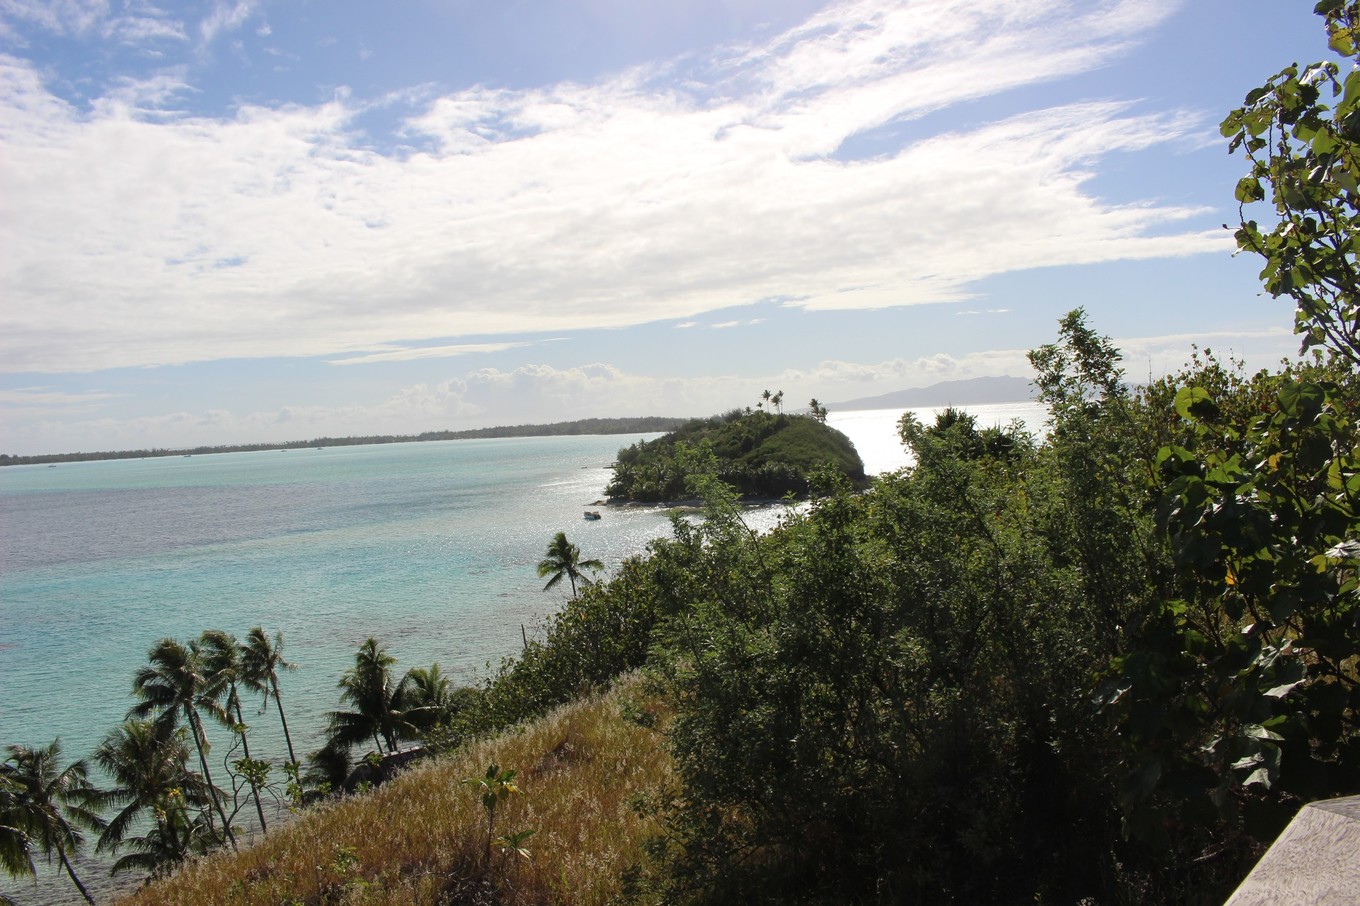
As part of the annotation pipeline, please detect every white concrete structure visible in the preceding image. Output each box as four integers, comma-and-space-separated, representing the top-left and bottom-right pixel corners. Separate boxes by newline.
1226, 797, 1360, 905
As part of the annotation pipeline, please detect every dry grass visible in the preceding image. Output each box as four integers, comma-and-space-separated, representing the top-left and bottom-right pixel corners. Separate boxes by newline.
114, 674, 671, 905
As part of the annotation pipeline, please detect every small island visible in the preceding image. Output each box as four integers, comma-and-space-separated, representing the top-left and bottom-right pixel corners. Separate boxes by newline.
605, 394, 866, 502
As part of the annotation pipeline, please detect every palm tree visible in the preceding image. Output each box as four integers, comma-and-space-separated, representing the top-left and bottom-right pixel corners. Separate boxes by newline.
3, 741, 102, 905
106, 804, 216, 880
1, 763, 34, 882
537, 531, 603, 599
327, 638, 417, 757
89, 719, 211, 877
129, 637, 238, 850
398, 663, 453, 733
199, 629, 269, 835
240, 627, 299, 772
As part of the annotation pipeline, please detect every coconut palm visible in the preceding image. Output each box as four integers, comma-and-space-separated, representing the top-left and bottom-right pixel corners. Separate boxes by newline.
199, 629, 269, 835
537, 531, 603, 599
107, 803, 216, 880
2, 741, 102, 905
0, 763, 33, 881
129, 637, 237, 850
240, 627, 299, 771
89, 719, 211, 877
398, 663, 453, 733
327, 637, 418, 757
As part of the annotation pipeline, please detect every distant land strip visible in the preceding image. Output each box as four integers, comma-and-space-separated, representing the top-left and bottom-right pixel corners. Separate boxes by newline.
828, 375, 1036, 411
0, 417, 689, 467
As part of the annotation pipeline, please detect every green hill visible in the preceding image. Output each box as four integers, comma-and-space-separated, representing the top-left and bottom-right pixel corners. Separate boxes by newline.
605, 409, 866, 502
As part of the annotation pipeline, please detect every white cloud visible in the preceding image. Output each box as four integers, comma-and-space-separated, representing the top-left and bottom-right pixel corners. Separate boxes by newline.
0, 318, 1303, 454
0, 0, 185, 44
0, 0, 111, 36
0, 386, 120, 408
1116, 325, 1299, 377
0, 0, 1219, 375
327, 341, 532, 366
198, 0, 257, 43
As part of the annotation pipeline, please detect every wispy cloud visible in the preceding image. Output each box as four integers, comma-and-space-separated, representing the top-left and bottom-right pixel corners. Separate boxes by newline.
198, 0, 258, 43
0, 0, 1215, 375
328, 341, 532, 366
0, 320, 1299, 454
1, 0, 112, 37
0, 0, 186, 44
0, 386, 121, 408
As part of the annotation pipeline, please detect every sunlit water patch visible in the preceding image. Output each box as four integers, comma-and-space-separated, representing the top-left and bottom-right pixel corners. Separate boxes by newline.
828, 401, 1049, 474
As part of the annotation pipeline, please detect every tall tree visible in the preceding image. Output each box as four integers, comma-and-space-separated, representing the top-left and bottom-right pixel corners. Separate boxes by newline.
199, 629, 269, 835
0, 761, 33, 882
398, 663, 453, 733
1098, 3, 1360, 881
89, 719, 211, 877
1223, 0, 1360, 364
239, 627, 299, 771
537, 531, 603, 599
2, 741, 102, 905
326, 638, 417, 757
129, 638, 237, 850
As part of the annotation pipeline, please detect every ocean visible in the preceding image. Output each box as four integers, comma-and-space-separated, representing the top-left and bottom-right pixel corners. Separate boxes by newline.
0, 401, 1045, 904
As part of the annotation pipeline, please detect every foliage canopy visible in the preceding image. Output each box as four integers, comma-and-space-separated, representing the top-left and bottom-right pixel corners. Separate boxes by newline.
606, 409, 866, 502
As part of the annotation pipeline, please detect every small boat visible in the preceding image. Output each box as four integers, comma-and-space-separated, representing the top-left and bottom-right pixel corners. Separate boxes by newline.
583, 511, 602, 521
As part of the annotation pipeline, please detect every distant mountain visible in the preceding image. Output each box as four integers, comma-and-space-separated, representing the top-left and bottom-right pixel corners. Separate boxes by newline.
829, 376, 1036, 411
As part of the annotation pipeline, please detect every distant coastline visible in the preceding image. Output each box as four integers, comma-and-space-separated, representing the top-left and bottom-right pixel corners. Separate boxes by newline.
2, 376, 1041, 467
0, 416, 687, 467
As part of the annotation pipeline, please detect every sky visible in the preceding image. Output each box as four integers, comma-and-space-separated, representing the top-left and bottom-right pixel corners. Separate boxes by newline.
0, 0, 1340, 455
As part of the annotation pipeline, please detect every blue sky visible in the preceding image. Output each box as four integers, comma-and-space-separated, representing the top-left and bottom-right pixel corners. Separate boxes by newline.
0, 0, 1337, 454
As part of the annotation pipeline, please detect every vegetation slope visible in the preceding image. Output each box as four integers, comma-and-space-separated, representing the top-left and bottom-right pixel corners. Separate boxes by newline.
113, 676, 671, 906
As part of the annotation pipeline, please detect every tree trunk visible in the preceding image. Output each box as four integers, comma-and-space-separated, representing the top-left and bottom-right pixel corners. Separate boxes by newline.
271, 676, 299, 770
231, 691, 268, 835
188, 708, 237, 851
58, 847, 96, 905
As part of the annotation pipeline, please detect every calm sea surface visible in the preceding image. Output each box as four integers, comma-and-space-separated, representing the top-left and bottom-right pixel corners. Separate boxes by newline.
0, 402, 1045, 903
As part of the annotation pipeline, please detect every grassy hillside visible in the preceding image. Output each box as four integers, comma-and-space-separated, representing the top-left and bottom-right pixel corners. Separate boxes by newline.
113, 675, 670, 906
606, 409, 865, 502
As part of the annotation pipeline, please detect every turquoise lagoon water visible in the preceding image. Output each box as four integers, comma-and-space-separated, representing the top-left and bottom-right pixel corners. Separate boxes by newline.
0, 403, 1045, 903
2, 433, 696, 903
0, 435, 688, 771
